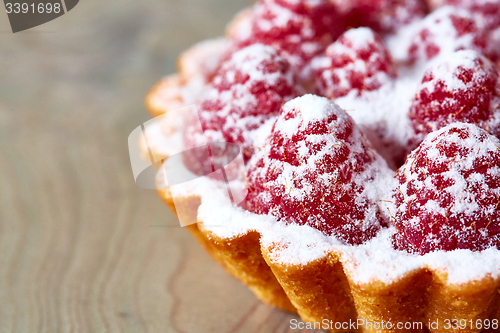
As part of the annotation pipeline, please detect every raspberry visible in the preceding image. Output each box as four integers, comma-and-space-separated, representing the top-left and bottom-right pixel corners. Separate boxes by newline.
392, 124, 500, 254
428, 0, 500, 62
185, 44, 300, 172
407, 6, 489, 64
409, 50, 500, 141
246, 95, 389, 245
312, 27, 397, 99
428, 0, 500, 29
234, 0, 344, 80
334, 0, 428, 34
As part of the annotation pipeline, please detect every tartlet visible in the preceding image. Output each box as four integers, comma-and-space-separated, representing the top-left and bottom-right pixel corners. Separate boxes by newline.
139, 0, 500, 331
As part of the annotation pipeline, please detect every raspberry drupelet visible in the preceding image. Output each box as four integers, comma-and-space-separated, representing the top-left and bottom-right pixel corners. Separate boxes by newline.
392, 123, 500, 254
312, 27, 397, 99
246, 94, 390, 245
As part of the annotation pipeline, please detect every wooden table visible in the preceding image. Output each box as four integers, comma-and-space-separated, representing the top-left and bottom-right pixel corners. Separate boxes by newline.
0, 1, 309, 331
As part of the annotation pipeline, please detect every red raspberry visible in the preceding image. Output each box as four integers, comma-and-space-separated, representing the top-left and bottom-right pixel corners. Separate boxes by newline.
428, 0, 500, 62
234, 0, 344, 80
185, 43, 300, 171
246, 95, 389, 245
409, 50, 500, 141
407, 6, 489, 64
428, 0, 500, 29
392, 124, 500, 254
334, 0, 428, 34
312, 27, 397, 99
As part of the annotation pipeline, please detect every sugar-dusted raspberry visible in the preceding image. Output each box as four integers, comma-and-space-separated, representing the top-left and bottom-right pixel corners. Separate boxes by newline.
428, 0, 500, 62
392, 124, 500, 254
406, 6, 489, 64
234, 0, 344, 80
246, 94, 390, 245
312, 28, 397, 99
428, 0, 500, 29
186, 43, 300, 169
334, 0, 428, 34
409, 50, 500, 140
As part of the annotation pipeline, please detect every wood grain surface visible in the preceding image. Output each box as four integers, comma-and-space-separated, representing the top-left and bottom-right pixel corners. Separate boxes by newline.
0, 1, 314, 332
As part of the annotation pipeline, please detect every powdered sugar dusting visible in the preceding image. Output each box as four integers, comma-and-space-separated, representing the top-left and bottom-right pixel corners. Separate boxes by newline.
341, 27, 380, 49
261, 222, 338, 264
278, 94, 346, 134
422, 50, 481, 92
424, 247, 500, 284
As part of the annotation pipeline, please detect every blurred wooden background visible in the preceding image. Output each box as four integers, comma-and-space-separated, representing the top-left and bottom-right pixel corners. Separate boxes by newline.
0, 1, 313, 332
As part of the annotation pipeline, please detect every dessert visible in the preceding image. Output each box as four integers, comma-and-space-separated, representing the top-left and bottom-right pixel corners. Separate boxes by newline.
138, 0, 500, 331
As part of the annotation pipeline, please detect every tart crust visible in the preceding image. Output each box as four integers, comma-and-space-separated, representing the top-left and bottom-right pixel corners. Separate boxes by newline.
145, 74, 190, 118
156, 186, 296, 312
156, 179, 500, 333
